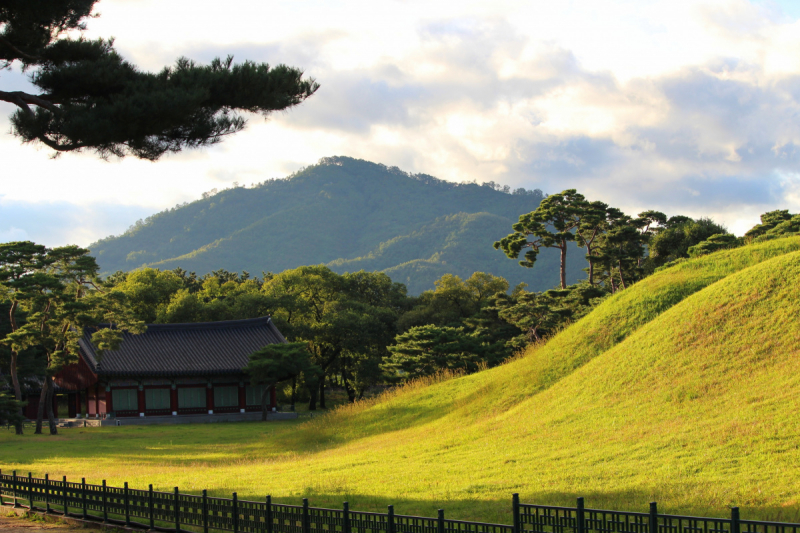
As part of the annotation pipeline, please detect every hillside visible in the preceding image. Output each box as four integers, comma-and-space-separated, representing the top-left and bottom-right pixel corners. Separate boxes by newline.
89, 157, 587, 293
5, 237, 800, 524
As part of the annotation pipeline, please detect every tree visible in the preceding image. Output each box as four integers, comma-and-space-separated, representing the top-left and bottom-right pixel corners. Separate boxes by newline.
245, 342, 320, 421
494, 189, 585, 289
0, 391, 24, 427
0, 1, 318, 159
0, 242, 145, 434
688, 234, 741, 257
494, 291, 571, 344
649, 217, 728, 266
745, 210, 793, 239
384, 325, 481, 380
0, 241, 49, 434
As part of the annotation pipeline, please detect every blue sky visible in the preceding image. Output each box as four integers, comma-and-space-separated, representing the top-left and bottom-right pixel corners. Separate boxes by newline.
2, 0, 800, 246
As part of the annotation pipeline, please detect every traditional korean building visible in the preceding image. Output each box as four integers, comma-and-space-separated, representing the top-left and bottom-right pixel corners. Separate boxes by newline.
53, 316, 285, 419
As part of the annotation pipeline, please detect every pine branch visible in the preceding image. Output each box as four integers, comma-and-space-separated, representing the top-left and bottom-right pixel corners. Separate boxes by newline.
0, 90, 56, 114
0, 35, 40, 62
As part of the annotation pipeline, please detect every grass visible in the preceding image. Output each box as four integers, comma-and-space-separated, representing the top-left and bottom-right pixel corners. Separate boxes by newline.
2, 238, 800, 525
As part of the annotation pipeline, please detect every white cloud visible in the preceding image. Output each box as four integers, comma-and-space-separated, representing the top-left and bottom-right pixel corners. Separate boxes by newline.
2, 0, 800, 243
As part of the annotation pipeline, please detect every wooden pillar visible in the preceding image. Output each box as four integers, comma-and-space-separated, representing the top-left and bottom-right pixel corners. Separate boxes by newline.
68, 393, 77, 418
52, 392, 59, 418
137, 384, 145, 417
105, 385, 113, 415
270, 386, 277, 410
170, 383, 178, 416
94, 384, 100, 418
206, 382, 214, 415
238, 382, 246, 413
83, 388, 90, 417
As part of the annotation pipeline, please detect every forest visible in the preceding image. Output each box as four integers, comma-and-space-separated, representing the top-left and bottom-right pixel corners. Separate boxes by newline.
2, 189, 799, 435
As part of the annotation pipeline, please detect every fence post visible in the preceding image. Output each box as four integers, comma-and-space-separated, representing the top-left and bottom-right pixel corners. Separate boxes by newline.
28, 472, 33, 510
302, 498, 310, 533
343, 502, 350, 533
232, 492, 239, 533
438, 509, 445, 533
81, 477, 87, 520
62, 476, 68, 516
512, 494, 520, 533
102, 480, 108, 523
388, 505, 395, 533
45, 474, 50, 513
267, 496, 273, 533
731, 508, 740, 533
175, 487, 181, 533
649, 503, 658, 533
202, 490, 209, 533
124, 482, 131, 527
576, 498, 585, 533
12, 471, 18, 508
149, 484, 155, 530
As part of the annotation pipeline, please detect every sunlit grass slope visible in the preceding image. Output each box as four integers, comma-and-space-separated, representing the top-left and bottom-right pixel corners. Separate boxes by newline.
3, 238, 800, 524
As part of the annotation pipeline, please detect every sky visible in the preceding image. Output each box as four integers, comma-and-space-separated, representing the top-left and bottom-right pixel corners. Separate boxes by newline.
3, 0, 800, 246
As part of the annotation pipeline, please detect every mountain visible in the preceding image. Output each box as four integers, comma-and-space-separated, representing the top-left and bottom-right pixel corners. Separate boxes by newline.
90, 156, 587, 293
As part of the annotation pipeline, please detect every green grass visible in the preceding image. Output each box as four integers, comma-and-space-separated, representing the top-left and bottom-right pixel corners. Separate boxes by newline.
3, 237, 800, 525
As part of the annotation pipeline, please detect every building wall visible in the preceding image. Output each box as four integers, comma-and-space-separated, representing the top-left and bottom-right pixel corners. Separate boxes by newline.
101, 376, 277, 418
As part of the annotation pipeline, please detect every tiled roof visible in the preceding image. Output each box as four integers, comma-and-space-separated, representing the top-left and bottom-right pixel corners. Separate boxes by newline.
79, 317, 287, 377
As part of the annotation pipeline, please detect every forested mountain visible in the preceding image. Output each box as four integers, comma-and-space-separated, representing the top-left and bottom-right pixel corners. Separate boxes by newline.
90, 157, 587, 293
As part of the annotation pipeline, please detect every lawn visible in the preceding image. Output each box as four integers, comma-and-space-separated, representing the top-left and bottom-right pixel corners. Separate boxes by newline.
2, 238, 800, 526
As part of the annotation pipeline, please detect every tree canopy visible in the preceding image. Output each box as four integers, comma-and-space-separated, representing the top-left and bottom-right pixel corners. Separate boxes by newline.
0, 1, 318, 159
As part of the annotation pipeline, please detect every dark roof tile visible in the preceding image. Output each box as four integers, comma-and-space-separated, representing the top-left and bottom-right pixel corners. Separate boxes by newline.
79, 317, 286, 377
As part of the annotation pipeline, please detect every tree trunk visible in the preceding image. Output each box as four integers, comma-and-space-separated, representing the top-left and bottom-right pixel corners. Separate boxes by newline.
260, 384, 274, 421
9, 352, 23, 435
318, 377, 326, 409
559, 240, 568, 289
618, 260, 627, 290
609, 274, 617, 294
341, 369, 356, 403
35, 378, 49, 434
290, 376, 296, 411
308, 385, 318, 411
46, 381, 57, 435
586, 244, 595, 285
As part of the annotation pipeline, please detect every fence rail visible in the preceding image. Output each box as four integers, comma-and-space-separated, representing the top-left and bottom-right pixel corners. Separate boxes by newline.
1, 472, 798, 533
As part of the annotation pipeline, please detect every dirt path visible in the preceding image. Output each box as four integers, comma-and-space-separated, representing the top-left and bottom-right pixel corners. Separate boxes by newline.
0, 514, 100, 533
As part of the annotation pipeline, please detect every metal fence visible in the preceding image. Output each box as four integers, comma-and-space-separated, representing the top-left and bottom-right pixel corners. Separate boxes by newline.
1, 471, 798, 533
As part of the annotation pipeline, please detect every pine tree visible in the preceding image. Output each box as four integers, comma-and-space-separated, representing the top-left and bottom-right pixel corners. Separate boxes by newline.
0, 1, 319, 159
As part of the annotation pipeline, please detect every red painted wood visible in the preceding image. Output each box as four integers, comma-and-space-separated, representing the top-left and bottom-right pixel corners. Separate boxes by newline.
137, 387, 145, 415
238, 384, 246, 411
53, 355, 98, 391
270, 386, 277, 409
206, 385, 214, 413
105, 387, 113, 414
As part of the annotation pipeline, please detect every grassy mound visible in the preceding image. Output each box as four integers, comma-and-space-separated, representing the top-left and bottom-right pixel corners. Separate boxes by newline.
3, 237, 800, 523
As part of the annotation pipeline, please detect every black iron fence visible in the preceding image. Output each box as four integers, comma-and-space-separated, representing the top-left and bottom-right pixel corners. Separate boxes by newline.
1, 471, 798, 533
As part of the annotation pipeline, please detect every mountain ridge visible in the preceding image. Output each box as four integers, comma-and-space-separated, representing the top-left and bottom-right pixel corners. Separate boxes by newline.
90, 156, 587, 293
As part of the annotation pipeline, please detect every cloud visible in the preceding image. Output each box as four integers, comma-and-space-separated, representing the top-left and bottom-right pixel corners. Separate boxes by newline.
3, 0, 800, 242
0, 199, 155, 248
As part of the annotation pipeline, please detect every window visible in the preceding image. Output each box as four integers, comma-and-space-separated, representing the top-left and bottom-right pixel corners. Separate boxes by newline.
214, 386, 238, 407
178, 387, 206, 409
145, 388, 170, 410
246, 384, 267, 405
112, 389, 137, 411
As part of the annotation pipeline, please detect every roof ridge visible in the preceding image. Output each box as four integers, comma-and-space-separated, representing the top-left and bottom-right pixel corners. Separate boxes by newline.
91, 316, 272, 332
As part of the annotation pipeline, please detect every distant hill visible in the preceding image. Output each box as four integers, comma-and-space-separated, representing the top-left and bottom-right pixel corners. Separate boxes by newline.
90, 156, 587, 293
